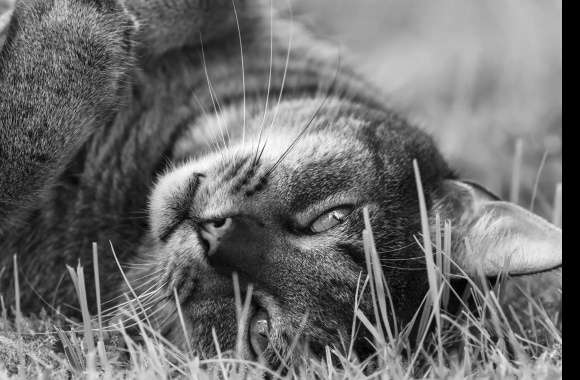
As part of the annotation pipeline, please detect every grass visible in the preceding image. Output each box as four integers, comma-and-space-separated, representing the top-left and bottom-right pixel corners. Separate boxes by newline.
0, 0, 561, 378
0, 146, 562, 378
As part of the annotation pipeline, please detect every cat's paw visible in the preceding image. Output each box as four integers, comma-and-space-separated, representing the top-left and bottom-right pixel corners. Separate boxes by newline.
87, 0, 140, 33
5, 0, 142, 107
121, 0, 253, 56
80, 0, 141, 55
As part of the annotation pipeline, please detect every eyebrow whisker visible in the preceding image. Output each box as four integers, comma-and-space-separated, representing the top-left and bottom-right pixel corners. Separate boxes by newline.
264, 52, 342, 178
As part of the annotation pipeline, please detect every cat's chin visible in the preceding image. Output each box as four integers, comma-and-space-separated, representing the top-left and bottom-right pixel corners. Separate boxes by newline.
158, 269, 280, 362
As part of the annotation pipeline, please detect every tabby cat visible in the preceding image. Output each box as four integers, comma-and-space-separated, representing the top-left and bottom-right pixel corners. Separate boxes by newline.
0, 0, 561, 366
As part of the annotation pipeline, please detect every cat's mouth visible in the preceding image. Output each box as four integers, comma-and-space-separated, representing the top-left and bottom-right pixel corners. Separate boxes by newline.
249, 306, 271, 357
206, 265, 273, 356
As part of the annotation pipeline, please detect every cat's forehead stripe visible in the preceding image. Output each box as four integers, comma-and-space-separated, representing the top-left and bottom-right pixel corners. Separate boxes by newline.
286, 158, 357, 206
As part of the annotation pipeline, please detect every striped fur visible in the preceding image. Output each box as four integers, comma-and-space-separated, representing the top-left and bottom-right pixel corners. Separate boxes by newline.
2, 0, 558, 367
0, 0, 451, 364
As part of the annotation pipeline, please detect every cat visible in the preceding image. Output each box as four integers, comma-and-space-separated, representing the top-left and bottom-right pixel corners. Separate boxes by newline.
0, 0, 561, 366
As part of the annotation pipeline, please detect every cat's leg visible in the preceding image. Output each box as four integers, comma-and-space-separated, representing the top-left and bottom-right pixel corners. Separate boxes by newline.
0, 0, 136, 233
124, 0, 255, 56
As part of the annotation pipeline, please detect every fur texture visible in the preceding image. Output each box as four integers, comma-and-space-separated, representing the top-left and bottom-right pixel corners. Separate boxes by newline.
0, 0, 561, 367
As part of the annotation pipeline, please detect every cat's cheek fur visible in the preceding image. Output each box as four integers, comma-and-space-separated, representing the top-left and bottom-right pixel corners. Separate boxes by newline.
148, 164, 200, 240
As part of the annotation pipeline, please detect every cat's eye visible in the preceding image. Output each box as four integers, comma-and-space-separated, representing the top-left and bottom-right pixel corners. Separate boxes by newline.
309, 207, 353, 233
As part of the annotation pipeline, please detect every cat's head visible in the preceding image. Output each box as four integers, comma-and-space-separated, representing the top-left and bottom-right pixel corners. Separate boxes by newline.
123, 96, 561, 365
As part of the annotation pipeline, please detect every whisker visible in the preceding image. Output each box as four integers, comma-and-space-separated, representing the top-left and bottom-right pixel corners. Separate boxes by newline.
265, 51, 342, 177
232, 0, 247, 147
19, 271, 79, 325
191, 92, 226, 157
252, 0, 275, 167
376, 241, 423, 255
149, 299, 178, 330
199, 32, 230, 154
380, 256, 426, 262
263, 0, 294, 144
378, 265, 426, 272
117, 261, 162, 269
255, 137, 269, 167
106, 297, 171, 331
112, 298, 175, 333
100, 282, 159, 309
207, 75, 233, 154
100, 281, 167, 316
102, 299, 168, 326
100, 274, 163, 304
103, 293, 161, 318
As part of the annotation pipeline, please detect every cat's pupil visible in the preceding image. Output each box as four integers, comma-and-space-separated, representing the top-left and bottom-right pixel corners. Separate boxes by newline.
212, 219, 227, 228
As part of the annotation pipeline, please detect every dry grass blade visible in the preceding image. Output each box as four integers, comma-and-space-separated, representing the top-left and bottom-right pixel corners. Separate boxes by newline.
173, 287, 193, 356
362, 208, 395, 344
412, 160, 443, 365
553, 182, 562, 227
66, 264, 95, 357
510, 139, 524, 204
12, 255, 25, 374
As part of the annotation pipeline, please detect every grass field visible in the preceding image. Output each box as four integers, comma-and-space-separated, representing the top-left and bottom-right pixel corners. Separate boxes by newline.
0, 0, 562, 378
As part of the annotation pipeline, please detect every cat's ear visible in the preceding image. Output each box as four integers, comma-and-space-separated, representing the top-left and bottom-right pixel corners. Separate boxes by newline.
0, 0, 14, 51
440, 180, 562, 277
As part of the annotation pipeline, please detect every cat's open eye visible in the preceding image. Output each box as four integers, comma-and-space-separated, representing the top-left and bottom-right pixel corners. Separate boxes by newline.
309, 206, 354, 233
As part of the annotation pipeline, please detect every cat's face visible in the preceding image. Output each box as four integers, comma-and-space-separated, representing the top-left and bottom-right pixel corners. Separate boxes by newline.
123, 97, 560, 366
123, 97, 452, 364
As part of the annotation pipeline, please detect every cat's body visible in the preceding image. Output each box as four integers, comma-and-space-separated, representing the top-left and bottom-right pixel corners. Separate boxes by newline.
0, 0, 561, 365
0, 0, 364, 309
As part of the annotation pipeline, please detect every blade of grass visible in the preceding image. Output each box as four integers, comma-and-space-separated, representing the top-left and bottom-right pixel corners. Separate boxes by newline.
13, 255, 25, 374
66, 264, 95, 356
413, 159, 443, 365
55, 326, 85, 372
441, 220, 452, 309
510, 139, 523, 204
435, 213, 442, 287
212, 327, 229, 379
361, 214, 386, 347
0, 295, 6, 322
232, 272, 254, 359
173, 287, 193, 356
91, 242, 111, 375
529, 150, 549, 212
363, 208, 395, 343
553, 182, 562, 227
92, 243, 103, 341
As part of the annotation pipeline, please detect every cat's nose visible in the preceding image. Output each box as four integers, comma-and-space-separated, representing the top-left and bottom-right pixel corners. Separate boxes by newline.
205, 216, 269, 279
200, 218, 233, 256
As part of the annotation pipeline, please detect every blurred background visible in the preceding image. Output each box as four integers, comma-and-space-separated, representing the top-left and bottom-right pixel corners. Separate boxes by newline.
295, 0, 562, 222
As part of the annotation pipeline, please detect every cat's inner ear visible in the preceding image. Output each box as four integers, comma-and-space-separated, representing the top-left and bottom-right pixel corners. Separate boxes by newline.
439, 180, 562, 277
0, 0, 14, 51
